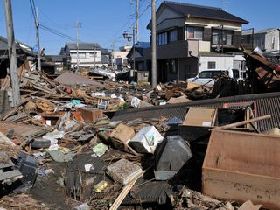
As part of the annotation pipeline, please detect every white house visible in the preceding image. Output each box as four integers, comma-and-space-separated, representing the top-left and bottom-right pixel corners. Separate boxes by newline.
111, 45, 131, 70
242, 28, 280, 53
199, 52, 246, 79
63, 43, 108, 68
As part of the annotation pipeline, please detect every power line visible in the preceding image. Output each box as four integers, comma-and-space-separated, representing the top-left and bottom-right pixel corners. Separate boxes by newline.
29, 0, 36, 22
39, 24, 75, 41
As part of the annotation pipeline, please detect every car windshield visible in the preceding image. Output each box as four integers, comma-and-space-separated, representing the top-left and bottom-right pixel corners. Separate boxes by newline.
199, 71, 227, 79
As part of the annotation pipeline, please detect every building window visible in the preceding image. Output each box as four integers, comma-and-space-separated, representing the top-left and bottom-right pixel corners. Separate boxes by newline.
166, 59, 177, 74
170, 59, 177, 73
272, 37, 276, 50
212, 29, 234, 45
79, 53, 86, 59
207, 61, 216, 69
158, 32, 168, 45
186, 26, 204, 40
89, 52, 97, 58
169, 30, 178, 42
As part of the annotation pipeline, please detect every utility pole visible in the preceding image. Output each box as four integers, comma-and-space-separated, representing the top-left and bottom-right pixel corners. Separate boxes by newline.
135, 0, 139, 42
75, 21, 81, 73
151, 0, 157, 88
35, 7, 41, 71
133, 27, 136, 71
252, 28, 255, 50
93, 45, 96, 69
3, 0, 21, 106
111, 41, 116, 69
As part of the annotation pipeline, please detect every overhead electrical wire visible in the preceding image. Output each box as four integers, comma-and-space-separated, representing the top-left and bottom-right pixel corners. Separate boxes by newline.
39, 24, 75, 41
29, 0, 76, 43
111, 0, 154, 44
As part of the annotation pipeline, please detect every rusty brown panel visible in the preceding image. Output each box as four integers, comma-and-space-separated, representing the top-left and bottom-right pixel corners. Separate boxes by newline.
0, 122, 47, 138
202, 130, 280, 209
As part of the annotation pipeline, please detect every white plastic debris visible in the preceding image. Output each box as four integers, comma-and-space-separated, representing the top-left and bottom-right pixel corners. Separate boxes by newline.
110, 94, 117, 99
33, 115, 43, 121
43, 129, 65, 150
74, 203, 90, 210
84, 164, 94, 172
131, 97, 141, 108
129, 126, 164, 154
91, 92, 106, 97
43, 129, 65, 140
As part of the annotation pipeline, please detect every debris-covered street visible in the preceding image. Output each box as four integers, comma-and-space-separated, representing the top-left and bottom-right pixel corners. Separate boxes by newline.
0, 0, 280, 209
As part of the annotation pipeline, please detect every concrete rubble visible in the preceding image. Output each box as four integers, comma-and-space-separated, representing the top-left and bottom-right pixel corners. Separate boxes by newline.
0, 49, 279, 209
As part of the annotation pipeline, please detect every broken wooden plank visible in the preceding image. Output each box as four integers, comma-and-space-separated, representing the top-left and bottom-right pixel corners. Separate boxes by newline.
109, 180, 136, 210
215, 115, 271, 130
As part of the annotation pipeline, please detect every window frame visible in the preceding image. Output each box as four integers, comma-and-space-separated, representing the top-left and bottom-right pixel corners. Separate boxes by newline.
169, 30, 178, 42
157, 32, 168, 46
212, 29, 234, 46
186, 26, 204, 40
207, 61, 216, 69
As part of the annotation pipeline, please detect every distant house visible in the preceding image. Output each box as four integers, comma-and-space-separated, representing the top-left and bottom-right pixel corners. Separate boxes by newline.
127, 42, 150, 71
44, 55, 67, 72
0, 36, 34, 78
142, 1, 248, 82
242, 28, 280, 54
61, 42, 109, 68
111, 45, 132, 70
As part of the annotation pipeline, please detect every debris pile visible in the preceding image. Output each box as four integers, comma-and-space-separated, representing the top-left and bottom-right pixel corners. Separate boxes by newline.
0, 50, 279, 209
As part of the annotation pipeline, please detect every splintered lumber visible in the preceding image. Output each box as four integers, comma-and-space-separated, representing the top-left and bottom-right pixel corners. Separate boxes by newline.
215, 115, 271, 130
109, 180, 136, 210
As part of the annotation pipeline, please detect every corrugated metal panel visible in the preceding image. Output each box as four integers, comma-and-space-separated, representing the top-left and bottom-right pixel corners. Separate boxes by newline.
255, 97, 280, 131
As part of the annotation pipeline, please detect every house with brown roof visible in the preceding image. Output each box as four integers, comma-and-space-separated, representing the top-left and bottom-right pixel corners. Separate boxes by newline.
142, 1, 248, 82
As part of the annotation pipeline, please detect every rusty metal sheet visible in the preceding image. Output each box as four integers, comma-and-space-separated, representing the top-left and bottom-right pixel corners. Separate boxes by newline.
0, 122, 47, 138
202, 129, 280, 209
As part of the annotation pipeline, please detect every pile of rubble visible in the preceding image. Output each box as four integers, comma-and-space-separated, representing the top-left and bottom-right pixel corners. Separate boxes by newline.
0, 54, 280, 209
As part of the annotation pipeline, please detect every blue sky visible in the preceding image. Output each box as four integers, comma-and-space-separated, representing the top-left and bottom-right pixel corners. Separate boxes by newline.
0, 0, 279, 54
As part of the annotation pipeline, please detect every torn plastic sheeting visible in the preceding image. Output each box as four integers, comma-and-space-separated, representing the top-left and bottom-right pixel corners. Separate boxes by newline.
64, 100, 86, 109
154, 136, 192, 180
129, 126, 164, 154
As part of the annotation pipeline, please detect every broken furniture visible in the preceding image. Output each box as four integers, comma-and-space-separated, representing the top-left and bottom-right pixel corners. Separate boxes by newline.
203, 129, 280, 209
